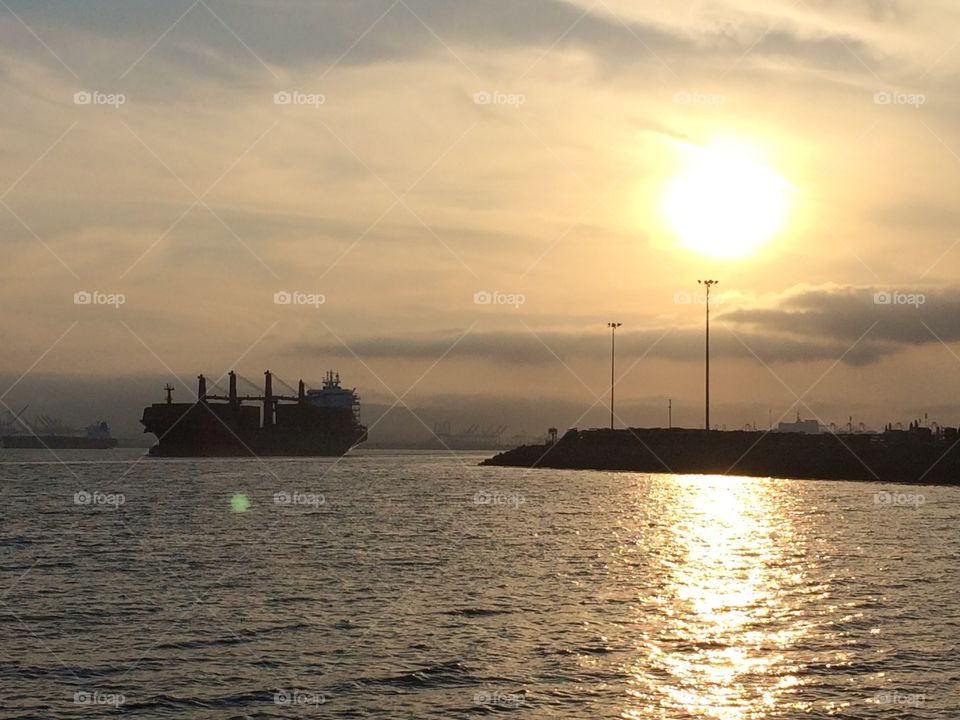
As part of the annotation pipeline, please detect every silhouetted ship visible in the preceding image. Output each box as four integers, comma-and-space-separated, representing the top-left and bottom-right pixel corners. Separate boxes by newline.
2, 420, 118, 449
482, 422, 960, 485
141, 370, 367, 457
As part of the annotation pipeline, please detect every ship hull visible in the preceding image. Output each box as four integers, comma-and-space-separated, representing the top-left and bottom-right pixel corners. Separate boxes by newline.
146, 435, 364, 457
141, 400, 366, 457
481, 427, 960, 485
2, 435, 119, 449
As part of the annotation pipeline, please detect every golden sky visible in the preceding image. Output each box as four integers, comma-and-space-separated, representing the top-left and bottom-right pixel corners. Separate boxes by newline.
2, 0, 960, 434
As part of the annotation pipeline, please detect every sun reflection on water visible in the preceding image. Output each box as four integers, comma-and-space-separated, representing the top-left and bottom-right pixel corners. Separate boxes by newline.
625, 475, 808, 719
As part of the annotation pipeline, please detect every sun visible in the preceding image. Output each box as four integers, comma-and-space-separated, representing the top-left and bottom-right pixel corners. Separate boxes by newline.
662, 142, 792, 259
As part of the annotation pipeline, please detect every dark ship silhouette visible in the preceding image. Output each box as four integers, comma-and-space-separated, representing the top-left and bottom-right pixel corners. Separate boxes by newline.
141, 370, 367, 457
1, 406, 118, 449
2, 419, 118, 449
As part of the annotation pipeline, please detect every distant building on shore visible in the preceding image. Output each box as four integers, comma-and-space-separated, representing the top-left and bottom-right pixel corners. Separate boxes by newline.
776, 417, 821, 434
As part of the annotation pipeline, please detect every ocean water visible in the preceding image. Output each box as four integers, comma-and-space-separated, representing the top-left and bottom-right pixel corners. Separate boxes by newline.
0, 449, 958, 719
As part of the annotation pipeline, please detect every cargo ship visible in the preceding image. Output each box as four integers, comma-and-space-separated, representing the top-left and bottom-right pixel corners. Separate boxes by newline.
2, 420, 119, 449
481, 424, 960, 485
140, 370, 367, 457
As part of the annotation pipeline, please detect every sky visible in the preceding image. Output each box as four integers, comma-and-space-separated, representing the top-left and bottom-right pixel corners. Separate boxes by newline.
2, 0, 960, 440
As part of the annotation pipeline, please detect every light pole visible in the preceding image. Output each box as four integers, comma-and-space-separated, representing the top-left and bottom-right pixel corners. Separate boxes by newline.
698, 280, 718, 431
607, 322, 622, 429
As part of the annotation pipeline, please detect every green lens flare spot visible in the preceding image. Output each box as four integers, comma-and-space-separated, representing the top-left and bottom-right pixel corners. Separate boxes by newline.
230, 493, 250, 513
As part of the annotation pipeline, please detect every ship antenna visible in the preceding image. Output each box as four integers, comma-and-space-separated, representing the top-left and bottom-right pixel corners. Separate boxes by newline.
164, 384, 175, 404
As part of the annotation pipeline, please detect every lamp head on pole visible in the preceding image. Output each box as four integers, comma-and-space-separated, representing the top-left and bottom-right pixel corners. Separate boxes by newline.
607, 322, 622, 330
697, 280, 719, 304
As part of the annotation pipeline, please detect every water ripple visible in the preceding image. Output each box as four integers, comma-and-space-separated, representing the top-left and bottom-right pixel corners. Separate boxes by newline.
0, 451, 957, 718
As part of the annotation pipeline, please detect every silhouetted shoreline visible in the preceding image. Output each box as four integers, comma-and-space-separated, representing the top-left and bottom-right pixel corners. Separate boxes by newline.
482, 427, 960, 485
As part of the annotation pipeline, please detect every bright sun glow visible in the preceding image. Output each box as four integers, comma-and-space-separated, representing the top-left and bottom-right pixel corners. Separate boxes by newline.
662, 143, 791, 259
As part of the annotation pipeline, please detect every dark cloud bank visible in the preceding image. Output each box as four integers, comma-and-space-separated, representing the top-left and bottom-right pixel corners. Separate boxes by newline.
291, 285, 960, 367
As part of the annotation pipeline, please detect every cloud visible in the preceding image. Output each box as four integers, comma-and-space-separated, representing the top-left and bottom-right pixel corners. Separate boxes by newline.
871, 199, 960, 233
287, 285, 960, 368
802, 0, 905, 24
722, 285, 960, 346
2, 0, 888, 87
288, 321, 894, 367
3, 2, 960, 392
